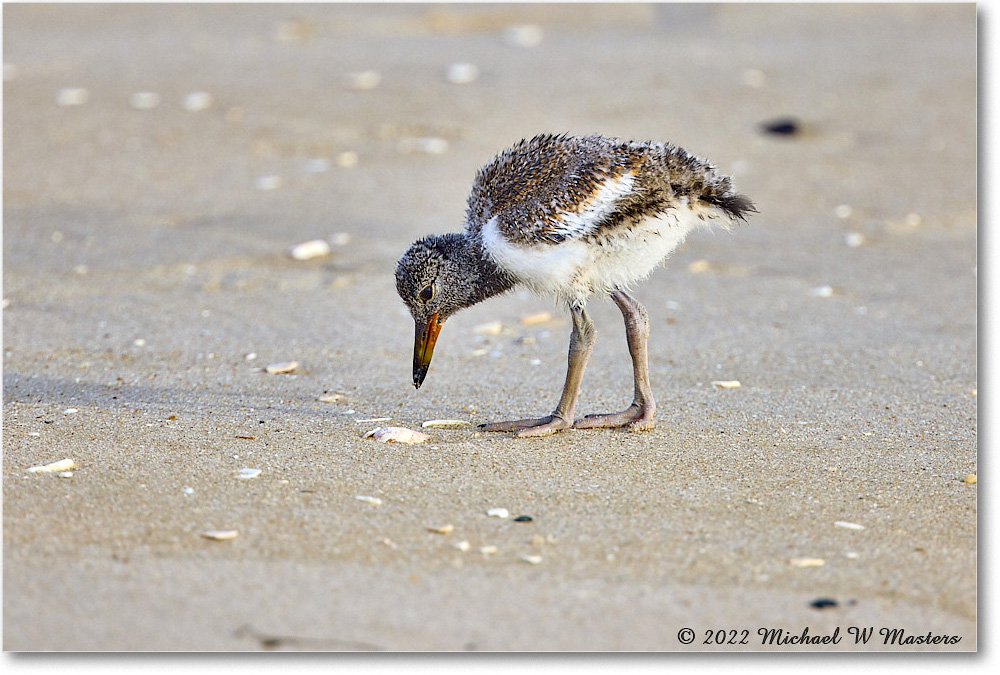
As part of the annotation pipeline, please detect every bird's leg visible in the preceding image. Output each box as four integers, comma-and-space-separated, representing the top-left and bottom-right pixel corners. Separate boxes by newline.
478, 304, 595, 438
574, 290, 656, 432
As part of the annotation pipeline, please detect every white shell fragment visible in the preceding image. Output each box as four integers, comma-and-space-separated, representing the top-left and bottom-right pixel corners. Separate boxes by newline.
130, 92, 161, 109
265, 361, 298, 374
834, 521, 866, 530
845, 232, 866, 248
318, 393, 345, 403
289, 239, 331, 260
28, 458, 77, 474
445, 62, 479, 84
57, 471, 74, 478
479, 545, 499, 555
347, 70, 381, 90
519, 312, 552, 325
421, 419, 471, 429
789, 557, 826, 568
56, 87, 89, 106
397, 137, 449, 155
519, 553, 543, 565
427, 524, 454, 535
711, 380, 742, 389
356, 495, 383, 506
474, 321, 503, 335
810, 285, 835, 298
453, 540, 471, 552
64, 408, 79, 414
236, 468, 262, 480
183, 91, 213, 111
486, 507, 510, 519
365, 426, 430, 444
504, 24, 544, 48
201, 530, 239, 541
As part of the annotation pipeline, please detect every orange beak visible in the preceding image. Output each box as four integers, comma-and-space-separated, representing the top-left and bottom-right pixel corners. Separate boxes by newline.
412, 313, 442, 389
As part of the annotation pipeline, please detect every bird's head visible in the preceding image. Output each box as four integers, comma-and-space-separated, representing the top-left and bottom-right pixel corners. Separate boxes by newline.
395, 233, 481, 389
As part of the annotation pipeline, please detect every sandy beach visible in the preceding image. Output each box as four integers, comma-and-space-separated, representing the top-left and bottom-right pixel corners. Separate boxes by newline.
2, 3, 977, 651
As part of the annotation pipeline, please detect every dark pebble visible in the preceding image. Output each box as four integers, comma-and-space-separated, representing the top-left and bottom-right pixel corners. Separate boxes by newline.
760, 117, 800, 136
513, 515, 533, 522
809, 597, 839, 610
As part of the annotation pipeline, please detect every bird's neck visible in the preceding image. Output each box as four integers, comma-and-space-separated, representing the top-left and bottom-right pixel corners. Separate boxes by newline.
457, 233, 517, 305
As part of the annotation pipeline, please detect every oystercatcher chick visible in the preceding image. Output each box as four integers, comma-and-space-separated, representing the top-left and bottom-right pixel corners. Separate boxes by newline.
395, 133, 755, 438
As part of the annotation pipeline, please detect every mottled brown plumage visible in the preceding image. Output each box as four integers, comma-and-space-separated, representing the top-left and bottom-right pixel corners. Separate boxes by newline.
396, 133, 755, 437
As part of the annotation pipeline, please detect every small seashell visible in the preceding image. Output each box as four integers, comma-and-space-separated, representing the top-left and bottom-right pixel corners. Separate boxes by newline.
365, 426, 430, 444
201, 529, 239, 541
265, 361, 298, 374
474, 321, 503, 335
964, 473, 977, 484
289, 239, 331, 260
64, 408, 79, 414
519, 312, 551, 326
453, 540, 471, 552
56, 87, 89, 106
427, 524, 454, 535
356, 495, 382, 506
130, 92, 161, 110
810, 285, 834, 298
834, 521, 865, 530
255, 175, 282, 191
687, 259, 711, 274
347, 70, 381, 90
335, 151, 359, 168
445, 62, 479, 84
397, 137, 449, 155
421, 419, 471, 429
789, 557, 825, 568
28, 458, 77, 473
182, 91, 213, 111
357, 417, 392, 424
57, 471, 74, 478
486, 507, 509, 519
711, 380, 741, 389
845, 232, 866, 248
504, 24, 544, 48
519, 553, 543, 565
479, 545, 499, 555
318, 393, 344, 403
236, 468, 262, 480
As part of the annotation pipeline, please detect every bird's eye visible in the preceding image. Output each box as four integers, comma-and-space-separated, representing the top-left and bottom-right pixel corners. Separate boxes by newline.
419, 285, 434, 302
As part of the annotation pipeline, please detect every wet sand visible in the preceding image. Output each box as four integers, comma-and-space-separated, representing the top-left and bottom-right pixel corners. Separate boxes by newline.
2, 3, 977, 651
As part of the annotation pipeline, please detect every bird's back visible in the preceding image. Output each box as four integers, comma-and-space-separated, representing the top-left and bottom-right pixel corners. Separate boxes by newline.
465, 133, 754, 247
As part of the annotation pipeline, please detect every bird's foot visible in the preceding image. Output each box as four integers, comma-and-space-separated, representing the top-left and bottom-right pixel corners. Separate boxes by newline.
573, 403, 656, 433
478, 415, 573, 438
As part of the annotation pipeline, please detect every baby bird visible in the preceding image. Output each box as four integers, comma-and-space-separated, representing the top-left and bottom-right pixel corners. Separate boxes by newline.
395, 133, 754, 438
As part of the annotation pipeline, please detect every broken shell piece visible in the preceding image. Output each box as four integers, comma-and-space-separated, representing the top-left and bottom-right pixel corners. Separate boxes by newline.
265, 361, 298, 374
364, 426, 430, 444
453, 540, 471, 552
964, 474, 977, 484
318, 393, 345, 403
445, 62, 479, 84
519, 312, 552, 325
711, 380, 741, 389
347, 70, 381, 90
183, 91, 213, 111
57, 471, 74, 478
810, 285, 835, 298
486, 507, 509, 519
421, 419, 471, 429
356, 495, 382, 506
236, 468, 262, 480
474, 321, 503, 335
479, 545, 499, 555
789, 557, 825, 568
833, 520, 865, 530
28, 458, 77, 473
519, 553, 543, 565
201, 530, 239, 541
427, 524, 454, 535
289, 239, 331, 260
